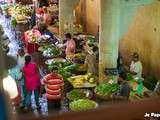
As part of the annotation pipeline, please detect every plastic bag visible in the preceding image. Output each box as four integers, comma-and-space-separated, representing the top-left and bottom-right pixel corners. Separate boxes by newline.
39, 94, 48, 116
31, 91, 37, 109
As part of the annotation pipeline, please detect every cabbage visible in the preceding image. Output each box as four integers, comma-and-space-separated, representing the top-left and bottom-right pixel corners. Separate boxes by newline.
67, 89, 90, 101
69, 99, 97, 111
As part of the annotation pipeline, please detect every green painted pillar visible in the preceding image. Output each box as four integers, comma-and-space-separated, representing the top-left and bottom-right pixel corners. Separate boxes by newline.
59, 0, 80, 38
99, 0, 153, 82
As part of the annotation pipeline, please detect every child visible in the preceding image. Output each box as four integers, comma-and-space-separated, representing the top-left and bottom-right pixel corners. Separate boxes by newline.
8, 65, 25, 107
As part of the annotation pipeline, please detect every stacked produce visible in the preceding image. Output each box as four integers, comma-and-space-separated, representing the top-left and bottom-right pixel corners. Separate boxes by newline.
25, 29, 41, 43
67, 89, 92, 101
72, 53, 85, 64
95, 83, 119, 98
73, 24, 83, 34
48, 61, 72, 70
7, 4, 32, 24
48, 61, 78, 81
68, 73, 96, 88
43, 47, 60, 58
86, 35, 98, 47
48, 4, 59, 12
11, 18, 17, 28
2, 5, 11, 14
69, 99, 98, 111
15, 15, 28, 23
37, 35, 51, 44
9, 5, 32, 16
39, 45, 60, 58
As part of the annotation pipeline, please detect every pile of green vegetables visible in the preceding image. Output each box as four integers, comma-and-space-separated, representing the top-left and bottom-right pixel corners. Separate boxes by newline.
67, 89, 91, 101
95, 83, 119, 96
39, 45, 60, 58
48, 61, 78, 81
11, 18, 17, 28
13, 5, 32, 16
86, 35, 97, 47
69, 99, 97, 111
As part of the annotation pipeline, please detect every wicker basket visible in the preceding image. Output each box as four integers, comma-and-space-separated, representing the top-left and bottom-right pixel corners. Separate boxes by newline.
94, 88, 113, 101
67, 89, 93, 101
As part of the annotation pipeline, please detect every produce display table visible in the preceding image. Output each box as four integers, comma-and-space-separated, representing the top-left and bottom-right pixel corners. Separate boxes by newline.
45, 58, 66, 65
24, 29, 41, 54
67, 74, 97, 89
25, 42, 39, 54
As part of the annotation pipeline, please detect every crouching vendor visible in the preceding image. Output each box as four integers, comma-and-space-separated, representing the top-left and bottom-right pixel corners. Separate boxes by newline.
112, 72, 131, 100
126, 52, 143, 81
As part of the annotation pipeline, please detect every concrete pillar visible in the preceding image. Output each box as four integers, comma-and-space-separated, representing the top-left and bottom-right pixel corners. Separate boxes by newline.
59, 0, 80, 38
99, 0, 153, 82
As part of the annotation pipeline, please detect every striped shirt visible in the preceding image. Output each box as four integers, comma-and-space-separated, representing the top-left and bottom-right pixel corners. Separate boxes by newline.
43, 73, 64, 100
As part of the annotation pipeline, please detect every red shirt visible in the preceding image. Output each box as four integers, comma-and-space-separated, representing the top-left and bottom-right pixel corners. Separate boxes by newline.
23, 63, 40, 91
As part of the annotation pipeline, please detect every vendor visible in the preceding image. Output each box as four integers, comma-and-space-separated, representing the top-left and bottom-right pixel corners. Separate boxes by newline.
62, 33, 76, 59
43, 7, 52, 26
38, 23, 57, 43
113, 72, 131, 100
117, 52, 125, 74
83, 43, 98, 76
39, 24, 53, 38
127, 52, 143, 79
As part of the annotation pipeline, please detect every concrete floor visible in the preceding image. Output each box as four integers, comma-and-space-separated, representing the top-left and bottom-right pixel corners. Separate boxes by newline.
0, 15, 20, 57
0, 15, 68, 118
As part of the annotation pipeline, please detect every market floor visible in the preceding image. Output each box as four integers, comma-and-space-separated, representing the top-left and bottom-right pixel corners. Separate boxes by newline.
0, 14, 122, 119
0, 15, 63, 117
0, 15, 19, 56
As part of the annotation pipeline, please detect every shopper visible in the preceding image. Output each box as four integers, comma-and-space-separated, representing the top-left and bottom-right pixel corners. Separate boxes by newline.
113, 72, 131, 100
62, 33, 76, 59
8, 65, 24, 106
42, 73, 64, 110
17, 48, 26, 67
40, 24, 54, 39
16, 48, 28, 106
22, 55, 40, 110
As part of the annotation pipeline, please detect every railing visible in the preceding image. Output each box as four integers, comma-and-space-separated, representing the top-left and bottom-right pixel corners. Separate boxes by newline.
22, 98, 160, 120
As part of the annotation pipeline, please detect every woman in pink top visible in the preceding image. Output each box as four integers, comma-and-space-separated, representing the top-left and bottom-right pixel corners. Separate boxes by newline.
64, 33, 76, 59
23, 55, 40, 110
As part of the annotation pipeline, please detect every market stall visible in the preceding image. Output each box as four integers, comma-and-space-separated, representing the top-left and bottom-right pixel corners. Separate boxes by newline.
24, 29, 41, 54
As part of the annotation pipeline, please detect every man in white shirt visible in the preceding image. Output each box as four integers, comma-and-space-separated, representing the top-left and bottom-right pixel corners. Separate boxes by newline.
129, 52, 143, 79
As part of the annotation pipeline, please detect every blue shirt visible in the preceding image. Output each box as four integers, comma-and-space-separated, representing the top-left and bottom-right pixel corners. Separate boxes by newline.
44, 31, 54, 39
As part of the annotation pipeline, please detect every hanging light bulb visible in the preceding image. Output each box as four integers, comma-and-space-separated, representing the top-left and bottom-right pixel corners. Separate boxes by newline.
3, 76, 18, 99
